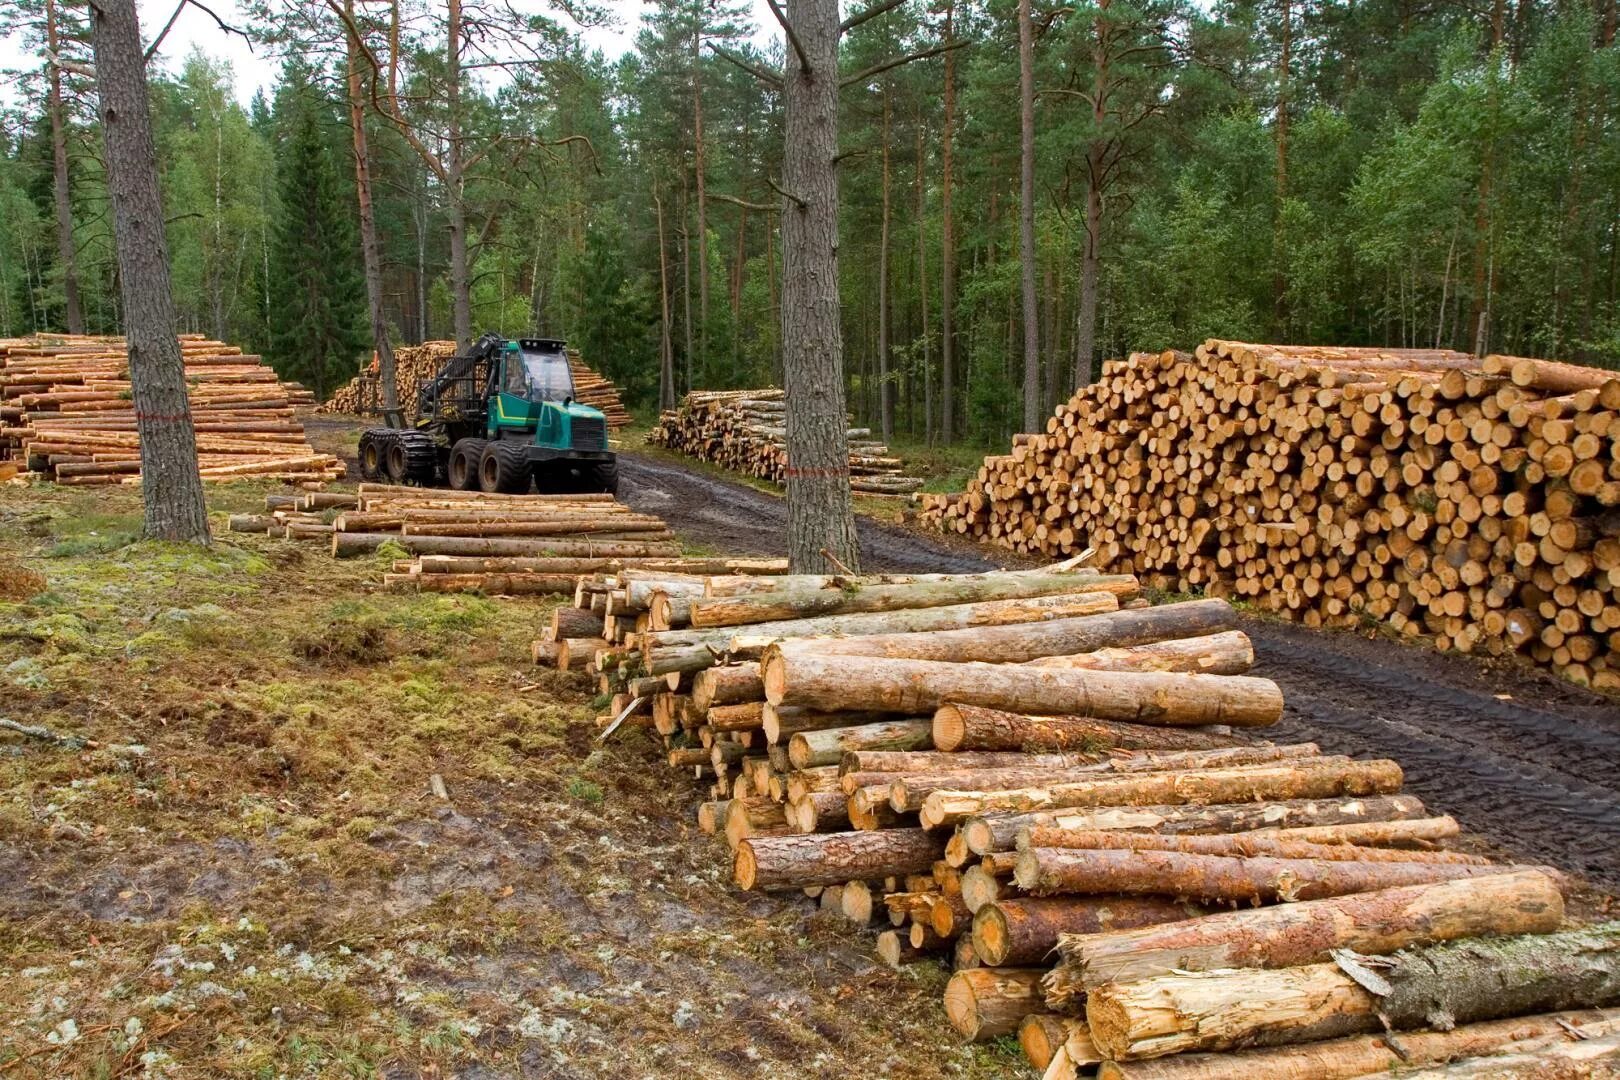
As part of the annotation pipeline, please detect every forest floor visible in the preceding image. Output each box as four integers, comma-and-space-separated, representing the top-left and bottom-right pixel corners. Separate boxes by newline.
4, 417, 1619, 1077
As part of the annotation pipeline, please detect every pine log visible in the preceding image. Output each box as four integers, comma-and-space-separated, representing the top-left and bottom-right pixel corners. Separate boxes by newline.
708, 701, 766, 732
760, 599, 1235, 664
690, 571, 1139, 628
734, 829, 946, 890
924, 758, 1404, 828
763, 652, 1285, 727
1016, 846, 1539, 903
332, 532, 683, 559
692, 662, 763, 712
961, 795, 1432, 855
1017, 828, 1490, 864
943, 967, 1048, 1041
763, 706, 911, 743
1025, 630, 1253, 674
787, 720, 933, 769
973, 896, 1203, 967
842, 750, 1103, 773
1018, 1014, 1089, 1073
1085, 925, 1620, 1061
552, 607, 605, 640
934, 705, 1244, 753
1362, 1031, 1620, 1078
891, 745, 1320, 813
1093, 1010, 1620, 1080
645, 591, 1123, 675
1050, 870, 1563, 1000
788, 791, 850, 833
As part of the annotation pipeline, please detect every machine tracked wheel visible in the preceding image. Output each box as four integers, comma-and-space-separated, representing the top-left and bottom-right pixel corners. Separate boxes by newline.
479, 442, 532, 494
448, 439, 488, 491
385, 430, 439, 486
358, 429, 390, 481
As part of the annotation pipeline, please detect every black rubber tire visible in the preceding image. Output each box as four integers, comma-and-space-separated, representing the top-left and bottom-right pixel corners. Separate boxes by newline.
384, 439, 410, 483
594, 459, 620, 496
448, 439, 487, 491
358, 432, 387, 481
479, 442, 532, 494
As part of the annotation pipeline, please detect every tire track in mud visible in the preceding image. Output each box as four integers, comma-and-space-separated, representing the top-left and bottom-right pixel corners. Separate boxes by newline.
617, 452, 1000, 573
1250, 621, 1620, 891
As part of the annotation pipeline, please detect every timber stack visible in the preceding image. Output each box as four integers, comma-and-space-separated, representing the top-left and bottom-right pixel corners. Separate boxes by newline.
548, 561, 1616, 1077
0, 334, 338, 484
648, 389, 925, 495
317, 340, 631, 429
921, 341, 1620, 687
232, 482, 706, 595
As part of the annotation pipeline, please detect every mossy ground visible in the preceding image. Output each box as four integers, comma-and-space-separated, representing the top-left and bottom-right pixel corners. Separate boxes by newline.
0, 479, 1021, 1078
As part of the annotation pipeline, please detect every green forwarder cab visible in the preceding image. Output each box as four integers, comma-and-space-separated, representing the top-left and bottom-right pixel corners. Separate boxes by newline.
357, 333, 618, 494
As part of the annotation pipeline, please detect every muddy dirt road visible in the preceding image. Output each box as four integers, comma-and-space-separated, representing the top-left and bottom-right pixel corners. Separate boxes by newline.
621, 451, 1620, 893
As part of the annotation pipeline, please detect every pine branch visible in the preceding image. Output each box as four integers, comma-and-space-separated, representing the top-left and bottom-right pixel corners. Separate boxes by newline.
840, 39, 968, 89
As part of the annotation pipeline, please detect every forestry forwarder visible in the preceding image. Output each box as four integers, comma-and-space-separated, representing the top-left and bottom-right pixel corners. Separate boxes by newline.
358, 333, 617, 495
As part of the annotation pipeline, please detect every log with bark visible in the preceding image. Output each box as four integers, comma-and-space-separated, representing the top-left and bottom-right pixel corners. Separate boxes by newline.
924, 757, 1404, 828
734, 829, 947, 890
1043, 870, 1565, 1004
763, 652, 1285, 727
1085, 924, 1620, 1061
973, 896, 1204, 967
959, 795, 1435, 857
1092, 1009, 1620, 1080
934, 704, 1246, 753
943, 967, 1048, 1040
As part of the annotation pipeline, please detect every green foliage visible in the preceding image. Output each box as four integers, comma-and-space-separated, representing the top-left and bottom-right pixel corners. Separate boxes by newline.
263, 59, 369, 399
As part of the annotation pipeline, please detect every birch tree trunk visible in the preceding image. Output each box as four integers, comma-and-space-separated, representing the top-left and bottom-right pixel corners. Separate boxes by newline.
779, 0, 859, 573
90, 0, 209, 543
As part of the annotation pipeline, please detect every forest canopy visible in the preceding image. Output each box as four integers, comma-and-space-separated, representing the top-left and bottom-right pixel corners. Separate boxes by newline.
1, 0, 1616, 447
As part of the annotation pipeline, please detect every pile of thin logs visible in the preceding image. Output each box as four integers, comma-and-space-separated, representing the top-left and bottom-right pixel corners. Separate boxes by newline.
556, 560, 1618, 1077
0, 334, 337, 484
921, 341, 1620, 688
230, 482, 710, 595
648, 389, 924, 495
317, 341, 631, 429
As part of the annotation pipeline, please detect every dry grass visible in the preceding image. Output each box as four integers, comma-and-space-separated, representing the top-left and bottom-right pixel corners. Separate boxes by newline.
0, 479, 1022, 1078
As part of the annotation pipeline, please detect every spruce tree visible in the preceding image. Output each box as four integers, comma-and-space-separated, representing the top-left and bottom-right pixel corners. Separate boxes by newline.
266, 65, 369, 400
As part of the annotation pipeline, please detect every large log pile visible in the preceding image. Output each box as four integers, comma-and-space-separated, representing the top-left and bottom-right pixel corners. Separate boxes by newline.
316, 340, 631, 429
919, 341, 1620, 687
648, 389, 925, 495
547, 562, 1615, 1077
0, 334, 338, 484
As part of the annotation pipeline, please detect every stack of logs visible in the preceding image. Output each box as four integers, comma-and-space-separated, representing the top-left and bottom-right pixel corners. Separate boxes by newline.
549, 561, 1620, 1077
317, 341, 631, 429
0, 334, 337, 484
921, 341, 1620, 688
648, 389, 924, 495
231, 483, 698, 594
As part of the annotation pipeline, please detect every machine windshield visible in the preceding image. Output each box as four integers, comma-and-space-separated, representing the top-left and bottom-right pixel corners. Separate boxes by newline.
518, 347, 574, 403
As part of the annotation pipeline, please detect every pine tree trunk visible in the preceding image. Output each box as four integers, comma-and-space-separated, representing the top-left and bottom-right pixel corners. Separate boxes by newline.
940, 0, 958, 443
90, 0, 209, 544
656, 192, 675, 411
779, 0, 860, 573
879, 83, 893, 444
344, 0, 398, 412
445, 0, 472, 349
693, 18, 708, 363
1018, 0, 1041, 432
45, 0, 83, 334
916, 111, 933, 446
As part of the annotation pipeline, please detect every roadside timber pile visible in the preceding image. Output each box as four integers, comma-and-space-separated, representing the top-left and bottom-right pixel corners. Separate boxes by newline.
317, 340, 631, 429
649, 389, 925, 495
921, 341, 1620, 687
542, 561, 1620, 1077
229, 483, 785, 594
0, 334, 337, 484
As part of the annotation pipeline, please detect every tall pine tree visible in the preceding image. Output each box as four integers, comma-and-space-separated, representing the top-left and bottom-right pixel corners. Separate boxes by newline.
266, 63, 368, 400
